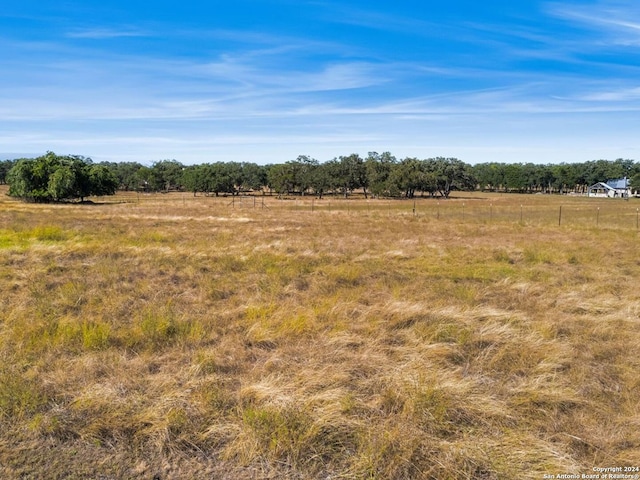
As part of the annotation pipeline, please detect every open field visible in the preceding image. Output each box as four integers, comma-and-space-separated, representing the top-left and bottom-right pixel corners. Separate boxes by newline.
1, 186, 640, 479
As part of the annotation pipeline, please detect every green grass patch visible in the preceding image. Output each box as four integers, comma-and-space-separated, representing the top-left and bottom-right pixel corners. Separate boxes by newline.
0, 368, 48, 421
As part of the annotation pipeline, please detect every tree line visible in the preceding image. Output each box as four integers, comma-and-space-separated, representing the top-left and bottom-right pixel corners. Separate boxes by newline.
473, 158, 639, 195
2, 152, 640, 202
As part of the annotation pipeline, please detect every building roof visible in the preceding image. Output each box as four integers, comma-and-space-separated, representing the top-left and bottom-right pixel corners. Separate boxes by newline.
588, 178, 630, 191
605, 177, 629, 189
589, 182, 614, 191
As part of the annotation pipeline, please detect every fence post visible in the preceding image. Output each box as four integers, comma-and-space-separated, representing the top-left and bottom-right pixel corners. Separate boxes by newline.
558, 205, 562, 226
597, 207, 599, 227
520, 204, 523, 224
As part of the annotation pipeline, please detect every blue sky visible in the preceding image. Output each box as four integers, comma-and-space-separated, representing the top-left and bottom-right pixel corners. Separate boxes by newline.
1, 1, 639, 165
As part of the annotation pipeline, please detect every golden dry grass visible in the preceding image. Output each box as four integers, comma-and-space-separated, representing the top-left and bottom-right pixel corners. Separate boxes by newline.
1, 186, 639, 479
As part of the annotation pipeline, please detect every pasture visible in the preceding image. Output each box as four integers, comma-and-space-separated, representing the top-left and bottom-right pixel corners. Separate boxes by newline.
1, 186, 639, 479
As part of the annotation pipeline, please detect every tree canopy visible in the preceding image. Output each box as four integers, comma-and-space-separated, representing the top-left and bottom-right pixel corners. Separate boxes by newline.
7, 152, 118, 202
0, 159, 15, 185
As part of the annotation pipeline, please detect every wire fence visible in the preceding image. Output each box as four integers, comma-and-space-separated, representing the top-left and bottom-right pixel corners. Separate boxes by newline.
230, 197, 640, 230
114, 191, 640, 231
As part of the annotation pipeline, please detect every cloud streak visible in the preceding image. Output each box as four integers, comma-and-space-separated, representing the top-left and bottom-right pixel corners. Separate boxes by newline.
546, 1, 640, 45
65, 27, 150, 39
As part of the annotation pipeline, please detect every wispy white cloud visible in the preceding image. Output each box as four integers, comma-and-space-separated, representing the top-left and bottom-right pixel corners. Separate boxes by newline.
198, 60, 388, 93
66, 27, 150, 39
558, 85, 640, 103
546, 1, 640, 45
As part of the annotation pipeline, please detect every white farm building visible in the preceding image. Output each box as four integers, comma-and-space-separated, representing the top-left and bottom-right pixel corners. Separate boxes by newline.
587, 177, 631, 198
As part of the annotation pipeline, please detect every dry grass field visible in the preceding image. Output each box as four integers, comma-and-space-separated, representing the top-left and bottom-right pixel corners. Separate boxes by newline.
1, 185, 640, 479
